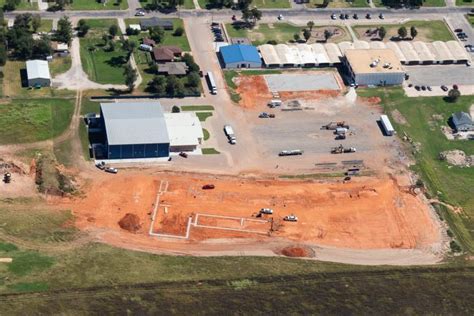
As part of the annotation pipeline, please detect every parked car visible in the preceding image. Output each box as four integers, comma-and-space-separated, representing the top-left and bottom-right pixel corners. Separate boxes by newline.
379, 13, 384, 19
414, 85, 420, 91
441, 85, 448, 91
232, 15, 236, 21
211, 22, 219, 27
344, 13, 349, 19
331, 14, 336, 20
340, 13, 345, 20
258, 112, 275, 118
408, 83, 413, 88
427, 86, 432, 91
455, 28, 463, 33
283, 215, 298, 222
95, 161, 105, 170
366, 13, 371, 19
353, 14, 358, 19
135, 11, 145, 16
105, 167, 118, 174
421, 85, 426, 91
215, 37, 225, 42
277, 14, 284, 20
202, 184, 215, 190
179, 152, 188, 158
260, 208, 273, 215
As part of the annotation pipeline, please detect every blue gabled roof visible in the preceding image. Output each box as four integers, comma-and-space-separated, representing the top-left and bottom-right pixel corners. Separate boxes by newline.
220, 44, 261, 64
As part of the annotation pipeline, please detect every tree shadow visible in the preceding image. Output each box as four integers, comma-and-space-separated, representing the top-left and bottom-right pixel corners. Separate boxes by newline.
105, 56, 127, 68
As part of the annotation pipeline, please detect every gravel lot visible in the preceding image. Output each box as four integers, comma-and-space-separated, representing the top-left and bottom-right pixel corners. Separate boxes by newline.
264, 73, 340, 92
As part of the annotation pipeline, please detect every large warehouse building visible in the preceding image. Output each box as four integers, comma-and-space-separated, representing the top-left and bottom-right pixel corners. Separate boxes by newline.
343, 49, 405, 86
99, 102, 170, 160
96, 102, 204, 160
220, 44, 262, 69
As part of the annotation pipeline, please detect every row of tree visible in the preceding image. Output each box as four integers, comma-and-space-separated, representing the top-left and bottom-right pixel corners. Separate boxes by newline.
146, 54, 201, 97
377, 26, 417, 40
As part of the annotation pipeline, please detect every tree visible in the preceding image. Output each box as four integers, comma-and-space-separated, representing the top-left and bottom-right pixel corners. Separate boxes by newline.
173, 26, 184, 37
410, 26, 417, 40
186, 72, 200, 88
122, 39, 136, 60
77, 19, 90, 37
447, 88, 461, 102
166, 75, 180, 96
398, 26, 407, 39
172, 105, 181, 113
123, 62, 137, 91
3, 0, 20, 11
56, 16, 73, 45
303, 29, 311, 42
31, 14, 41, 33
149, 26, 165, 43
324, 29, 332, 42
378, 27, 386, 40
33, 36, 52, 57
182, 53, 200, 72
0, 44, 6, 66
241, 7, 262, 27
307, 21, 314, 31
109, 24, 118, 38
238, 0, 252, 10
148, 75, 166, 94
54, 0, 72, 10
293, 33, 300, 42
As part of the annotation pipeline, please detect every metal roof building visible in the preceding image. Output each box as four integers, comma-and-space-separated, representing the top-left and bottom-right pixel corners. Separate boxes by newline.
398, 42, 420, 64
275, 44, 298, 66
310, 43, 331, 65
446, 41, 470, 63
385, 42, 407, 64
26, 60, 51, 87
369, 41, 387, 49
354, 40, 370, 50
338, 41, 354, 54
412, 41, 435, 64
452, 111, 474, 132
164, 113, 204, 152
99, 102, 170, 159
259, 44, 280, 67
219, 44, 262, 69
429, 41, 454, 63
296, 44, 316, 66
324, 43, 342, 64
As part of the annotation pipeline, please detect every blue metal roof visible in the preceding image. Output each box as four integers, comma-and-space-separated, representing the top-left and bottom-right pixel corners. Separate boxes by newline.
220, 44, 261, 64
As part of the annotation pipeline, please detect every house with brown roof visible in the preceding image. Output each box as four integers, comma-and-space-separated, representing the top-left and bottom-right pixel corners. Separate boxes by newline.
143, 38, 156, 47
152, 46, 183, 63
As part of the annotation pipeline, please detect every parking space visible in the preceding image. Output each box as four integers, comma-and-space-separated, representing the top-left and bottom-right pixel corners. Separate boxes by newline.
405, 65, 474, 86
264, 73, 340, 92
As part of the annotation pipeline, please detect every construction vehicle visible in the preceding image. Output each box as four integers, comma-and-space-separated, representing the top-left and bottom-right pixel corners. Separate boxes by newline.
331, 145, 356, 154
283, 214, 298, 222
95, 161, 106, 170
279, 150, 303, 156
322, 121, 350, 130
224, 125, 236, 144
260, 208, 273, 215
202, 184, 215, 190
3, 172, 11, 183
258, 112, 275, 118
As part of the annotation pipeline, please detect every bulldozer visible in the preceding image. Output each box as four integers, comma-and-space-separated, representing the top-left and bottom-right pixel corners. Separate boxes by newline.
331, 145, 356, 154
322, 121, 350, 130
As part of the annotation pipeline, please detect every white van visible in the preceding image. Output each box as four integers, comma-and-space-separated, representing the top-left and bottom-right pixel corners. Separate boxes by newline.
268, 99, 282, 108
139, 44, 153, 52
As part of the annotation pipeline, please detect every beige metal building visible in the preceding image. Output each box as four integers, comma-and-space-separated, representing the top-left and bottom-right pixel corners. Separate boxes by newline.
343, 49, 405, 86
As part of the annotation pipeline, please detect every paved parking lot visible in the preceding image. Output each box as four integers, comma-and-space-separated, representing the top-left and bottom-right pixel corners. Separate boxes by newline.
405, 65, 474, 86
264, 73, 340, 92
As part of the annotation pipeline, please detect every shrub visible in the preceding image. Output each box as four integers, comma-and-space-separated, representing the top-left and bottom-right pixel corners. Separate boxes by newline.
172, 105, 181, 113
450, 240, 462, 253
173, 27, 184, 37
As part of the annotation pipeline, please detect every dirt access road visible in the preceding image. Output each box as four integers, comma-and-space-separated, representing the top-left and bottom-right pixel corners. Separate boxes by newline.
58, 170, 446, 265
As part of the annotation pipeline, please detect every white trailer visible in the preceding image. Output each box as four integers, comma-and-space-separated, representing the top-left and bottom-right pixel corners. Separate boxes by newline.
206, 71, 217, 94
224, 125, 236, 144
380, 115, 395, 136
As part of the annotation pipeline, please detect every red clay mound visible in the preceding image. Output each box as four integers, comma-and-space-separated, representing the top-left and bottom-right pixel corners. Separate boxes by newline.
280, 246, 314, 258
118, 213, 141, 233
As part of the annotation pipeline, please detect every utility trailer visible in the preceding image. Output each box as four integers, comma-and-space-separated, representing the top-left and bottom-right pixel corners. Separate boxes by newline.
223, 125, 236, 144
206, 71, 217, 94
279, 150, 304, 156
380, 115, 395, 136
322, 121, 350, 130
331, 145, 356, 154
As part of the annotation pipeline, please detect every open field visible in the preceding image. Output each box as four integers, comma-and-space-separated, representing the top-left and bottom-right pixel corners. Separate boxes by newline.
0, 0, 37, 10
357, 88, 474, 253
3, 265, 474, 314
226, 23, 351, 46
467, 14, 474, 26
456, 0, 474, 6
37, 19, 53, 33
49, 57, 72, 77
79, 19, 127, 85
353, 20, 454, 42
0, 98, 75, 144
67, 0, 128, 10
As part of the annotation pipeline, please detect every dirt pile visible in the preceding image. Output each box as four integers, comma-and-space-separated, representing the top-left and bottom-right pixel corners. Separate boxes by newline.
439, 150, 473, 167
280, 246, 314, 258
118, 213, 142, 233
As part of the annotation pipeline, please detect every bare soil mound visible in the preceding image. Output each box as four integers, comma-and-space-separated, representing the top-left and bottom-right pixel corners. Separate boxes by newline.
118, 213, 141, 233
439, 150, 473, 167
280, 246, 315, 258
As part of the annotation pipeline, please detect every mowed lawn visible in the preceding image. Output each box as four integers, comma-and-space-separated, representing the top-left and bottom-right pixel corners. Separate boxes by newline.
125, 18, 191, 51
353, 20, 454, 42
0, 0, 37, 9
373, 0, 445, 6
80, 19, 127, 84
49, 56, 72, 76
0, 98, 75, 144
68, 0, 128, 10
358, 88, 474, 252
456, 0, 474, 6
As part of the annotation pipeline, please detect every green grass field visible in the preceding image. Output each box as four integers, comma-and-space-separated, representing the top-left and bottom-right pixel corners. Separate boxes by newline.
68, 0, 128, 10
0, 98, 75, 144
353, 20, 454, 42
196, 112, 213, 122
226, 23, 350, 45
49, 57, 72, 76
37, 19, 53, 33
181, 105, 215, 111
202, 147, 220, 154
202, 128, 210, 141
79, 19, 127, 85
125, 18, 191, 51
0, 0, 38, 10
198, 0, 289, 8
373, 0, 445, 6
466, 15, 474, 26
326, 0, 370, 7
357, 88, 474, 253
456, 0, 474, 6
